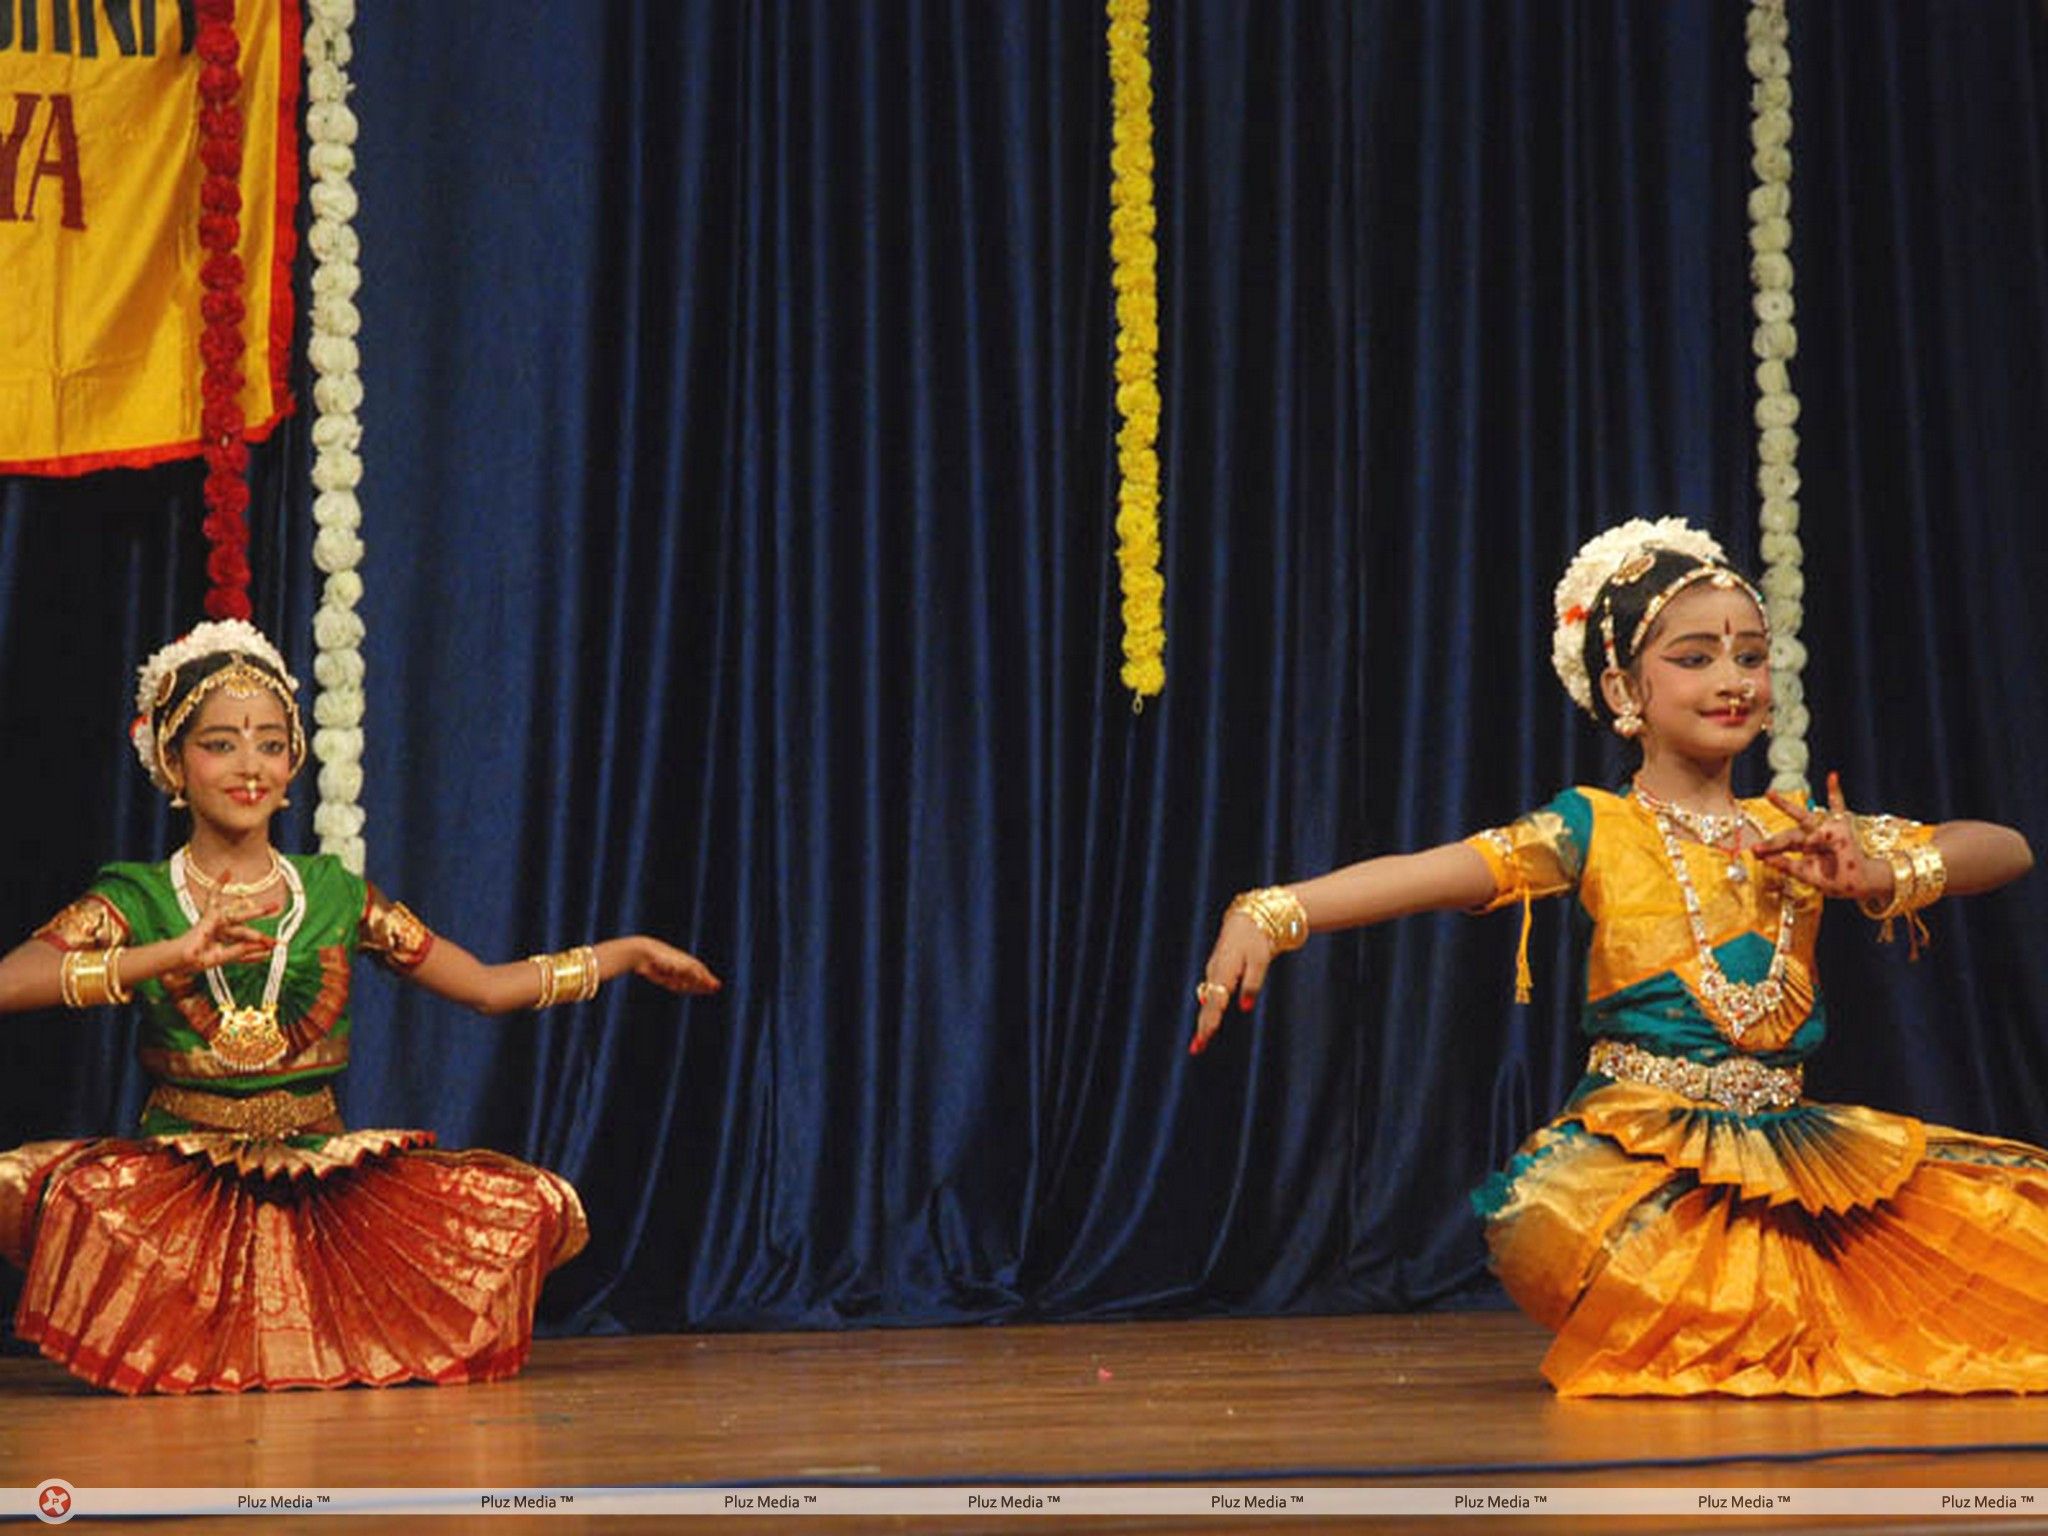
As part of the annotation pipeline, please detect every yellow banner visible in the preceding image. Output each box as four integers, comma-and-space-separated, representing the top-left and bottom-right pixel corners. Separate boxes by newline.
0, 0, 298, 474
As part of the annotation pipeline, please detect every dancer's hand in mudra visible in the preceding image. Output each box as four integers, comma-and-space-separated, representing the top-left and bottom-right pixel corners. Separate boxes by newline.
172, 887, 277, 977
629, 937, 722, 995
1189, 911, 1272, 1056
1758, 771, 1892, 902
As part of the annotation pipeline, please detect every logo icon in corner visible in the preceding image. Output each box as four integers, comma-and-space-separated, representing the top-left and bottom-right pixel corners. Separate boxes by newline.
34, 1480, 76, 1524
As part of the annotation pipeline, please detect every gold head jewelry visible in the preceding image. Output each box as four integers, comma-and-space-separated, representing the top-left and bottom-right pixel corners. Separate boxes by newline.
152, 658, 307, 793
1628, 565, 1769, 658
1551, 520, 1731, 718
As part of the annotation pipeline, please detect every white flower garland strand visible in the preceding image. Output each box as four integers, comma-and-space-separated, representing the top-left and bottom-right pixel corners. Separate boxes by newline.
1747, 0, 1808, 797
304, 0, 367, 872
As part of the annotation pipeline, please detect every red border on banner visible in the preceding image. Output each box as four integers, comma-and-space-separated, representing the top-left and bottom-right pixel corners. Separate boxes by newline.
0, 0, 304, 480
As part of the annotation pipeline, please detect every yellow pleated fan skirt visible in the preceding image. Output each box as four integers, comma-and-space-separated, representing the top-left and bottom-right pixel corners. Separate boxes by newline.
1485, 1081, 2048, 1397
0, 1131, 587, 1395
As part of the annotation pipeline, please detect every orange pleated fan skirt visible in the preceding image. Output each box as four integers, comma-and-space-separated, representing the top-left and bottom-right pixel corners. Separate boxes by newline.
1485, 1080, 2048, 1397
0, 1131, 587, 1394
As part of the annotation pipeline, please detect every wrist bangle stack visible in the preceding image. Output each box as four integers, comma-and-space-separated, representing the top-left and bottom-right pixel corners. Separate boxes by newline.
1228, 886, 1310, 953
59, 945, 132, 1009
528, 944, 602, 1009
1858, 841, 1947, 958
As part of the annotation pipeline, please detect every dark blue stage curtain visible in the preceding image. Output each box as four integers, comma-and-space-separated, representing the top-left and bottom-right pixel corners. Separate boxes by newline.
1, 2, 2045, 1337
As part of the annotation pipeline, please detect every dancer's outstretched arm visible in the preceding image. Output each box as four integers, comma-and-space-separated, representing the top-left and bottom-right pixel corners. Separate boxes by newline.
1191, 841, 1494, 1053
400, 928, 721, 1016
0, 883, 271, 1015
1755, 773, 2033, 901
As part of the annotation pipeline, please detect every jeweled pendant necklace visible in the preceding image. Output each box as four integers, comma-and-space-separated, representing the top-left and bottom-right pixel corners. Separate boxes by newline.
170, 849, 308, 1070
1637, 801, 1797, 1041
1632, 779, 1757, 884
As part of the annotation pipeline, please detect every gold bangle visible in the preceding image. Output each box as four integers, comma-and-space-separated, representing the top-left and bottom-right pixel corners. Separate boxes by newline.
1908, 840, 1947, 907
1861, 842, 1946, 922
551, 948, 583, 1004
1859, 849, 1917, 922
528, 946, 602, 1009
105, 944, 132, 1005
1860, 840, 1945, 958
528, 953, 558, 1010
1227, 886, 1309, 953
553, 944, 600, 1003
60, 948, 118, 1009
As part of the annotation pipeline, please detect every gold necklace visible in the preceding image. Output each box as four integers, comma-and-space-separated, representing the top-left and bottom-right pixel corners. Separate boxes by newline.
180, 846, 284, 900
169, 850, 306, 1071
1640, 801, 1799, 1043
1632, 780, 1756, 884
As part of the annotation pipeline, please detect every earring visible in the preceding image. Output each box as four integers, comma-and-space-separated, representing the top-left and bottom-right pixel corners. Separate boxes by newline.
170, 792, 187, 808
279, 794, 293, 808
1612, 702, 1643, 739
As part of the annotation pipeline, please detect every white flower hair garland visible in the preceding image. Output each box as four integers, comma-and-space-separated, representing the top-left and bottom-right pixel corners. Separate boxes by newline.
1551, 517, 1727, 717
1747, 0, 1808, 796
304, 0, 367, 872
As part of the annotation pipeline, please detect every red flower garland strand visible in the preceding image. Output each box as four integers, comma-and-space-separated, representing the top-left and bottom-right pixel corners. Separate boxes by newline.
195, 0, 252, 621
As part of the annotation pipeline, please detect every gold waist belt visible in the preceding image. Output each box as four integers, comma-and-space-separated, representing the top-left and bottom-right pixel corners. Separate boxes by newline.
146, 1083, 339, 1139
1588, 1039, 1803, 1116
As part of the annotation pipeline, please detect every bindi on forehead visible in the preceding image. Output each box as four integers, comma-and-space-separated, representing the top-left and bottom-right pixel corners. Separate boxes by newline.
1651, 584, 1766, 642
189, 690, 289, 734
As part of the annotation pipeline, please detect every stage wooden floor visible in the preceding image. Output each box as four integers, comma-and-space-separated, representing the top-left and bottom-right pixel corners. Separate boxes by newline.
6, 1311, 2048, 1533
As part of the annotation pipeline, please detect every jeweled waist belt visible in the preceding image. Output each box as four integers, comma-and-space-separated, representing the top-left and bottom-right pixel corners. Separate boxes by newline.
1587, 1039, 1803, 1116
145, 1083, 338, 1139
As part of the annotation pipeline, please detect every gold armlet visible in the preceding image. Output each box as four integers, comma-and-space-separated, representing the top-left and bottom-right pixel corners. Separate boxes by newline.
526, 945, 602, 1009
59, 946, 129, 1009
1227, 887, 1309, 954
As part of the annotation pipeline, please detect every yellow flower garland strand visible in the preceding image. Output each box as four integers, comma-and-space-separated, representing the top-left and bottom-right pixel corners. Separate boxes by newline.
1747, 0, 1809, 797
1108, 0, 1164, 702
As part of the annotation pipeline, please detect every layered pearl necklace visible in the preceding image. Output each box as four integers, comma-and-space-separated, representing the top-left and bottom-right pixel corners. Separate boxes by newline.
1632, 783, 1796, 1043
170, 848, 308, 1069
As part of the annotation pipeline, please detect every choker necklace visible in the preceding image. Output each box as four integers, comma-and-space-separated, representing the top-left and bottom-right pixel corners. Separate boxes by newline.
170, 849, 307, 1070
1632, 780, 1757, 884
180, 846, 285, 901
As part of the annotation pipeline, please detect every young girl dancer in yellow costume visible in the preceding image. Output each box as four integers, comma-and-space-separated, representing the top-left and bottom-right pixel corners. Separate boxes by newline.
1194, 519, 2043, 1396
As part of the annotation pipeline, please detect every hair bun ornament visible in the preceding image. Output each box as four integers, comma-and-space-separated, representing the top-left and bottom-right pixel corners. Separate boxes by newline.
1550, 518, 1726, 716
130, 619, 300, 790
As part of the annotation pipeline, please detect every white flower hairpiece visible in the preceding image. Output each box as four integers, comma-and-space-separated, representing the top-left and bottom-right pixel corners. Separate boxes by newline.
1550, 518, 1728, 716
130, 620, 300, 791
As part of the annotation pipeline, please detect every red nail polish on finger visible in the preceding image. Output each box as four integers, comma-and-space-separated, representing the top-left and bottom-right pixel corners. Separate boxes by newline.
1239, 995, 1253, 1012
